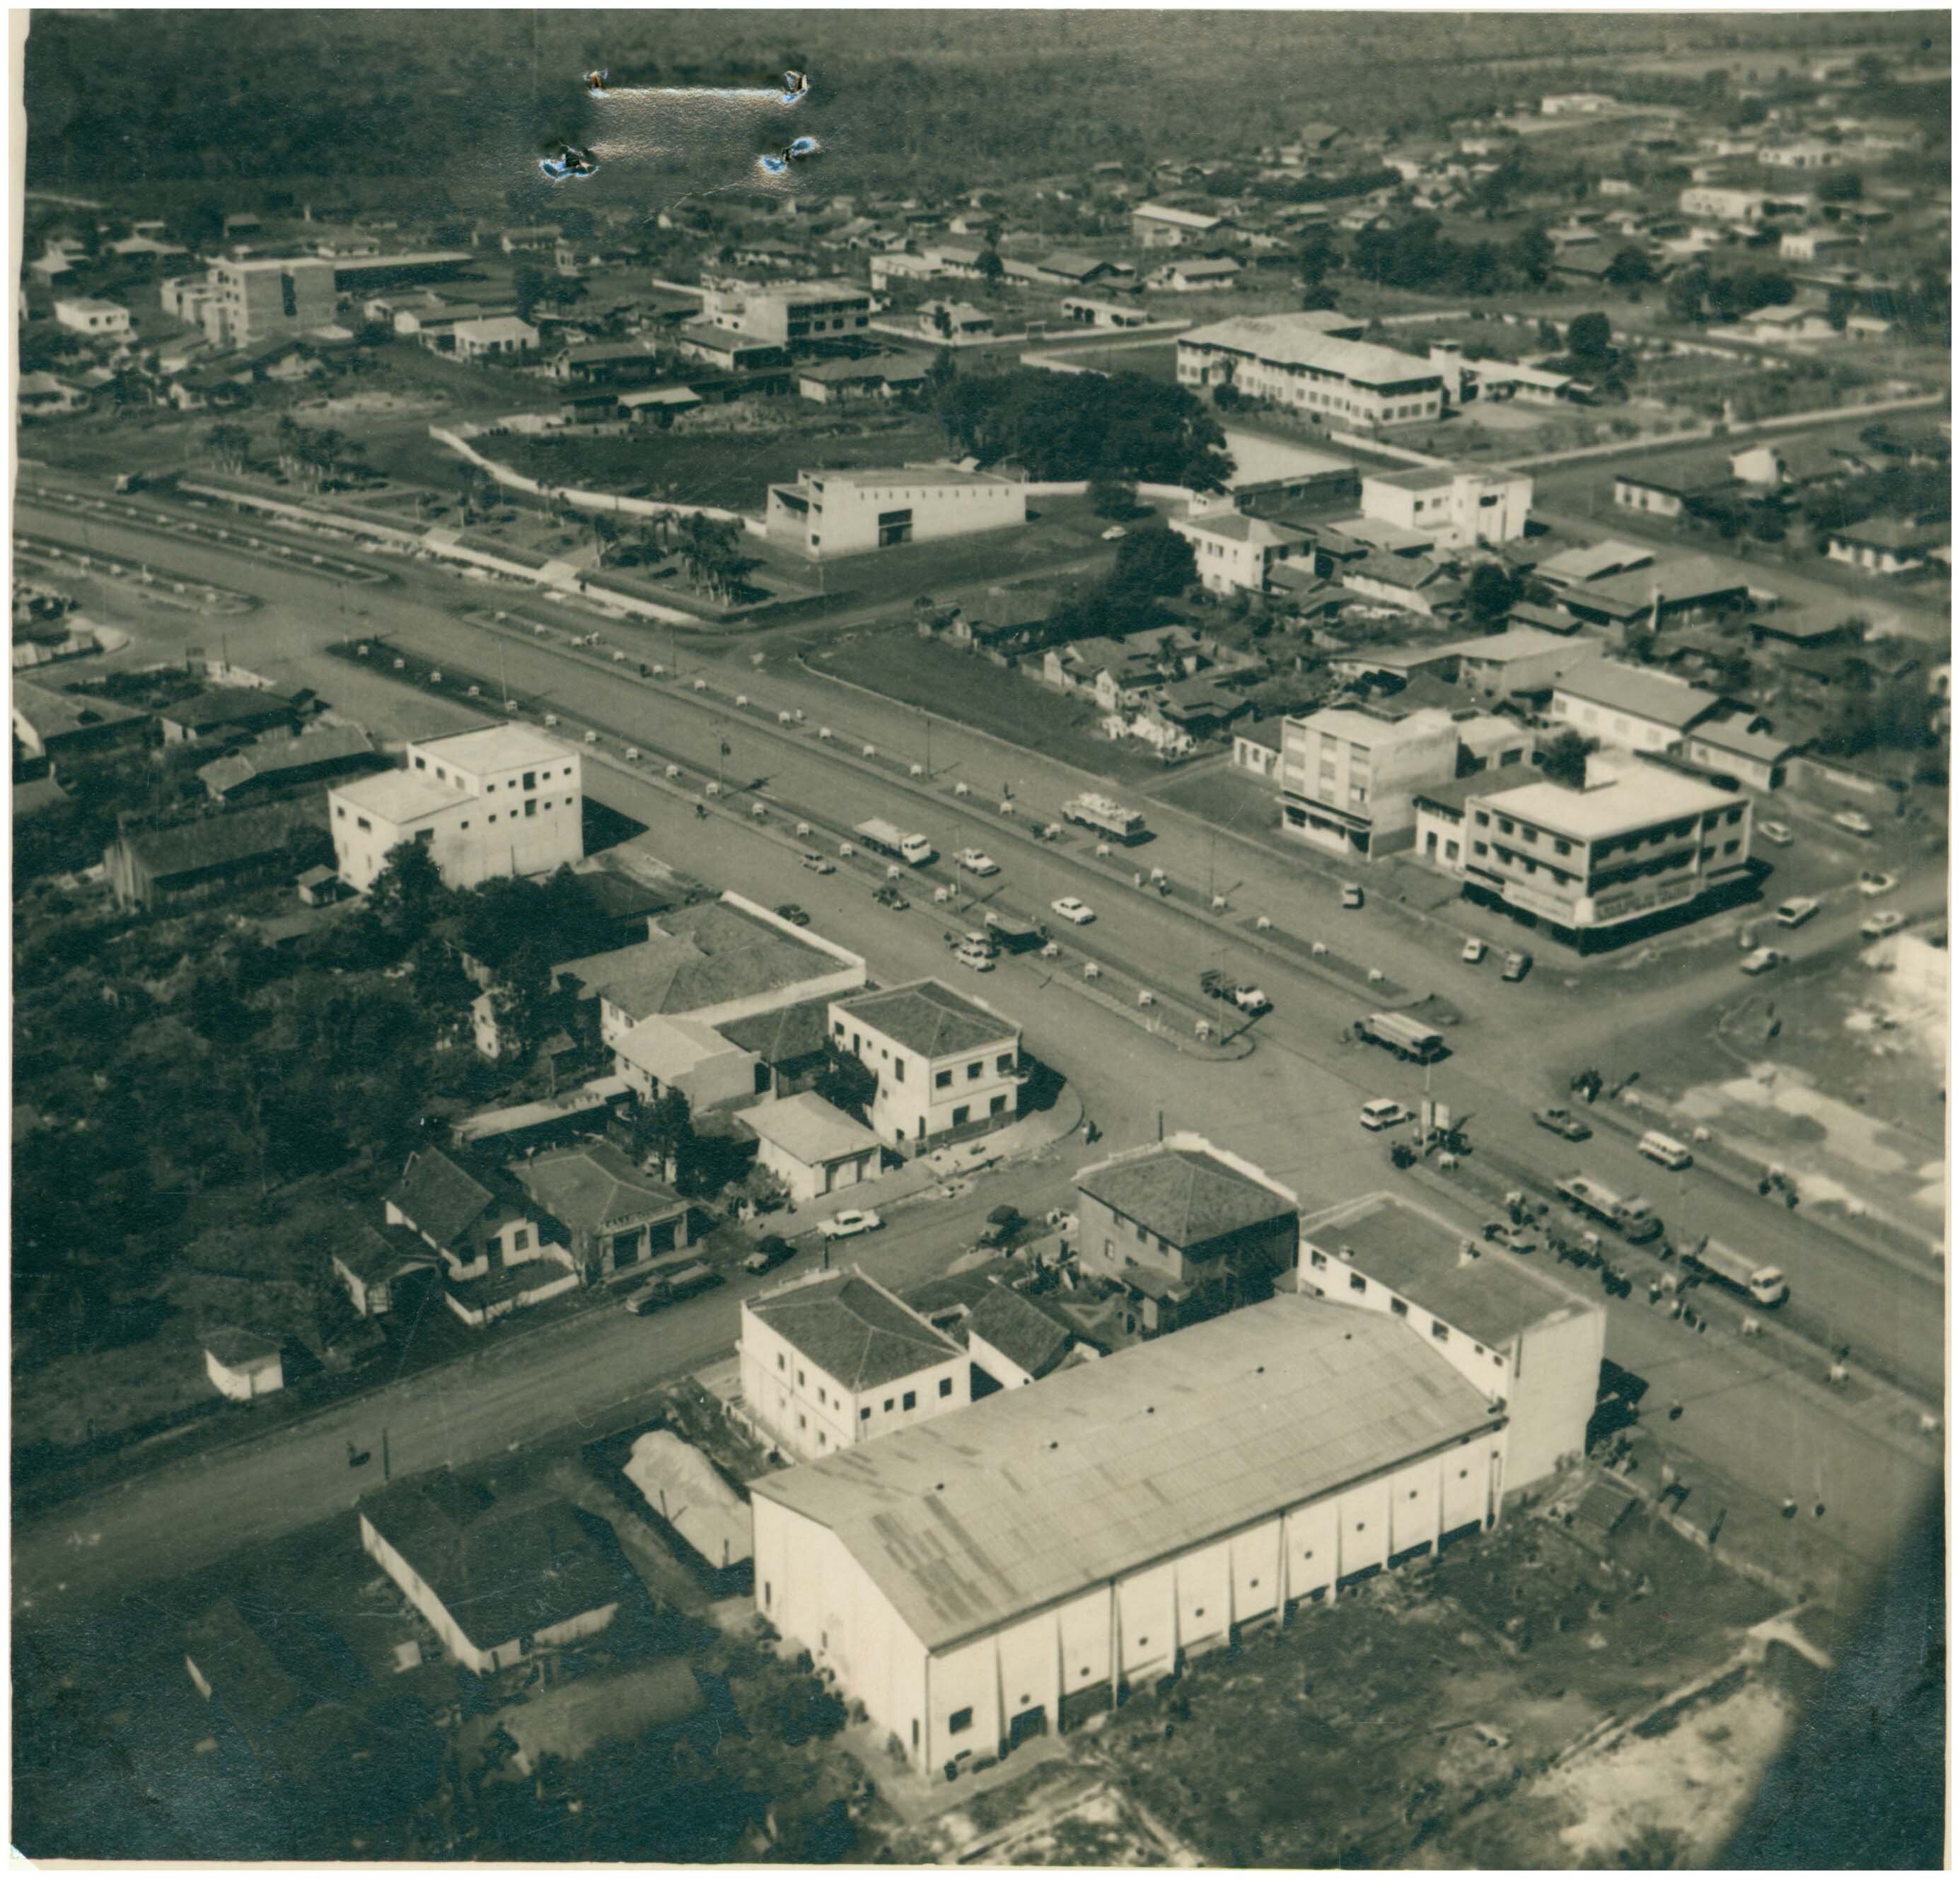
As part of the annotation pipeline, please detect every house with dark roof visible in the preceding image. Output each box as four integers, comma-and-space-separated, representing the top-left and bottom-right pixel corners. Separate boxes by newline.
104, 801, 324, 908
1611, 455, 1734, 521
828, 979, 1022, 1152
197, 723, 378, 803
11, 681, 150, 760
964, 1283, 1080, 1392
1549, 660, 1724, 755
184, 1595, 365, 1761
511, 1139, 692, 1280
157, 686, 303, 745
714, 992, 836, 1098
204, 1327, 285, 1400
383, 1146, 578, 1324
1075, 1134, 1302, 1336
358, 1469, 629, 1674
331, 1221, 439, 1317
1825, 516, 1947, 578
739, 1267, 968, 1461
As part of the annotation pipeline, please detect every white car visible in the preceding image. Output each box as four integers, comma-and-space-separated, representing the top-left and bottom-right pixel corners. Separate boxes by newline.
1100, 525, 1127, 541
1773, 897, 1820, 929
1758, 820, 1794, 847
1359, 1099, 1413, 1132
956, 848, 1000, 876
1857, 870, 1898, 897
1833, 810, 1875, 838
817, 1209, 883, 1241
1051, 896, 1096, 924
1740, 946, 1785, 976
1461, 936, 1487, 964
1861, 909, 1908, 941
801, 851, 837, 874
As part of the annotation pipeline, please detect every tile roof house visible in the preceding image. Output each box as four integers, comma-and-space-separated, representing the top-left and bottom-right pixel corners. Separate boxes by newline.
714, 993, 836, 1098
1074, 1134, 1303, 1335
358, 1470, 628, 1675
740, 1268, 970, 1461
157, 687, 303, 745
741, 1091, 884, 1204
963, 1284, 1079, 1390
196, 723, 378, 803
12, 680, 150, 760
828, 980, 1024, 1152
383, 1146, 577, 1322
1550, 660, 1724, 755
510, 1139, 692, 1279
203, 1327, 285, 1401
104, 801, 323, 909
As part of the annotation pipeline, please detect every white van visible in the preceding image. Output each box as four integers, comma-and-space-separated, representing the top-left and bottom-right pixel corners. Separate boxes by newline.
1637, 1130, 1694, 1171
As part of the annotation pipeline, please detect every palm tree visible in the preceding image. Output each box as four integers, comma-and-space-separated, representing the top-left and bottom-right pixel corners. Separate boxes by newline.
203, 422, 250, 472
588, 511, 620, 567
274, 414, 301, 477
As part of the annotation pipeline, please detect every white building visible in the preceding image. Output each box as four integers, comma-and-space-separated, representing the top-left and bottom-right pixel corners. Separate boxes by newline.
1550, 661, 1723, 755
203, 1328, 284, 1402
740, 1267, 969, 1462
329, 723, 584, 893
828, 979, 1021, 1151
1131, 201, 1229, 247
450, 315, 538, 360
1297, 1192, 1603, 1489
1359, 465, 1533, 550
1179, 314, 1445, 429
1170, 507, 1314, 594
53, 296, 132, 337
751, 1297, 1508, 1773
742, 1091, 884, 1203
765, 465, 1026, 560
702, 277, 871, 347
1278, 702, 1532, 861
193, 255, 337, 349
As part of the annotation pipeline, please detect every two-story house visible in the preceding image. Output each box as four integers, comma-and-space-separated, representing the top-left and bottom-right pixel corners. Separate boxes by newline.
383, 1146, 579, 1327
511, 1139, 693, 1281
827, 979, 1021, 1152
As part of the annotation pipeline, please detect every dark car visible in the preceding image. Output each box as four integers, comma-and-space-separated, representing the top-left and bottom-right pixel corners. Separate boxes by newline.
1533, 1105, 1593, 1143
872, 885, 910, 910
774, 902, 811, 927
743, 1234, 795, 1276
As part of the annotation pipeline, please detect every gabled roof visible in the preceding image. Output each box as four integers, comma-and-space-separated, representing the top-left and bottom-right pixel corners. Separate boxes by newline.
1077, 1145, 1294, 1247
965, 1284, 1075, 1379
556, 901, 845, 1021
12, 682, 148, 738
1553, 659, 1722, 729
748, 1271, 960, 1390
117, 803, 317, 882
714, 992, 835, 1064
514, 1140, 682, 1235
203, 1326, 282, 1369
741, 1091, 882, 1165
160, 687, 298, 731
833, 979, 1017, 1059
1180, 315, 1441, 390
751, 1298, 1495, 1652
335, 1221, 439, 1284
385, 1147, 497, 1249
197, 723, 373, 793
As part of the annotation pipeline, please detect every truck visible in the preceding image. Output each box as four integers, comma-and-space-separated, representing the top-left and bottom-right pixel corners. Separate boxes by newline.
1062, 793, 1147, 843
1354, 1012, 1449, 1064
624, 1260, 722, 1313
1200, 969, 1270, 1013
1683, 1237, 1788, 1307
982, 908, 1045, 954
1555, 1173, 1663, 1244
854, 818, 934, 866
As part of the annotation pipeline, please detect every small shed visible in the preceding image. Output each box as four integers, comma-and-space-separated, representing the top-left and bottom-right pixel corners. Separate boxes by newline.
741, 1091, 883, 1204
204, 1327, 284, 1401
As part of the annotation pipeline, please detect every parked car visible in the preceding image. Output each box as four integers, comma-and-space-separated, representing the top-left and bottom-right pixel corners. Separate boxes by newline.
956, 848, 1001, 876
801, 851, 837, 874
1359, 1098, 1413, 1132
1833, 810, 1875, 837
817, 1209, 883, 1241
1050, 895, 1096, 925
1339, 882, 1364, 910
1774, 897, 1820, 928
1758, 820, 1794, 847
743, 1234, 795, 1276
1857, 870, 1898, 897
1861, 909, 1908, 941
775, 902, 811, 926
1461, 936, 1487, 964
1501, 950, 1533, 982
978, 1204, 1023, 1249
1100, 525, 1127, 541
1740, 946, 1785, 975
1481, 1221, 1539, 1255
1533, 1105, 1593, 1143
872, 884, 910, 909
1200, 969, 1270, 1013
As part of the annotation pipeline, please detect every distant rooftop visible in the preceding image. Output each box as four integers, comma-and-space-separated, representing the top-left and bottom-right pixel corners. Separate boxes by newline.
1474, 761, 1735, 838
747, 1269, 960, 1390
834, 978, 1018, 1059
1077, 1142, 1295, 1247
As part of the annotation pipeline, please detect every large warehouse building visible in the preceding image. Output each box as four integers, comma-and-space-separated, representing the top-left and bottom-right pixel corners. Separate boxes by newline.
750, 1297, 1508, 1773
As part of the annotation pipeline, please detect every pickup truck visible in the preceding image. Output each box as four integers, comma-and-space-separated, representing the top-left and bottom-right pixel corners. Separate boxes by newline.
624, 1262, 723, 1313
1200, 970, 1270, 1013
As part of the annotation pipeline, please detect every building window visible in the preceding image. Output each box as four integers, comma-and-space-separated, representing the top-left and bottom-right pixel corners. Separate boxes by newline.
511, 1228, 530, 1252
1348, 1273, 1366, 1293
939, 1377, 953, 1397
861, 1406, 871, 1421
903, 1390, 917, 1411
797, 1413, 806, 1429
895, 1059, 905, 1083
953, 1105, 970, 1125
414, 757, 426, 770
1309, 1250, 1326, 1269
967, 1061, 982, 1081
797, 1369, 805, 1387
990, 1093, 1007, 1115
935, 1069, 952, 1089
1390, 1296, 1408, 1317
883, 1398, 894, 1412
996, 1053, 1014, 1074
949, 1707, 974, 1735
777, 1354, 785, 1371
1432, 1321, 1449, 1342
523, 771, 536, 789
525, 799, 538, 818
356, 816, 371, 832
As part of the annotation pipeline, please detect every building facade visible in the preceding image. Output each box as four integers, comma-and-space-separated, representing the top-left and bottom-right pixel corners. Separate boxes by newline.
702, 279, 872, 347
1359, 465, 1533, 550
195, 257, 338, 349
1178, 314, 1445, 429
765, 465, 1026, 560
828, 979, 1021, 1151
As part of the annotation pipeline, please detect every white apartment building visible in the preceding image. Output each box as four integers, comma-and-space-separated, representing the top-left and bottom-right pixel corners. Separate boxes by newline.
750, 1299, 1507, 1774
1170, 506, 1314, 593
192, 255, 338, 349
1454, 759, 1752, 941
739, 1268, 969, 1462
702, 277, 871, 347
1359, 465, 1533, 550
1278, 702, 1532, 861
765, 465, 1026, 560
828, 979, 1021, 1151
329, 724, 583, 893
1179, 314, 1445, 429
53, 296, 132, 337
1297, 1192, 1604, 1490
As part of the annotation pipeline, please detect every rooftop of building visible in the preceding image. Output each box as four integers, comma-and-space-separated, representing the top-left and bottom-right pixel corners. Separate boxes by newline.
412, 722, 577, 774
198, 723, 373, 791
513, 1139, 683, 1235
833, 978, 1018, 1059
746, 1269, 961, 1390
1474, 760, 1736, 837
1175, 510, 1312, 547
1077, 1142, 1294, 1246
385, 1146, 500, 1247
1689, 716, 1799, 761
741, 1091, 883, 1165
331, 767, 470, 824
963, 1282, 1076, 1379
1301, 1192, 1596, 1349
1535, 540, 1654, 587
12, 681, 149, 735
799, 354, 932, 384
623, 1431, 750, 1569
750, 1297, 1496, 1652
1288, 700, 1456, 745
202, 1325, 282, 1368
557, 900, 847, 1022
799, 464, 1017, 491
117, 801, 318, 880
1444, 626, 1583, 663
714, 992, 835, 1064
158, 686, 297, 728
1180, 315, 1442, 389
1553, 658, 1722, 728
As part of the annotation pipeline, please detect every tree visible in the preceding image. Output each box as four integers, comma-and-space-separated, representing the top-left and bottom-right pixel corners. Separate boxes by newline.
1297, 232, 1339, 291
1818, 168, 1865, 203
1666, 264, 1711, 325
1566, 311, 1614, 371
513, 262, 548, 323
1301, 282, 1342, 312
1212, 381, 1241, 412
1825, 286, 1859, 332
628, 1088, 696, 1187
1509, 226, 1554, 287
588, 511, 621, 566
1604, 246, 1654, 289
1538, 729, 1596, 788
184, 198, 226, 252
975, 246, 1005, 291
203, 422, 250, 472
1110, 520, 1195, 599
1089, 474, 1136, 520
1465, 561, 1520, 627
367, 840, 448, 950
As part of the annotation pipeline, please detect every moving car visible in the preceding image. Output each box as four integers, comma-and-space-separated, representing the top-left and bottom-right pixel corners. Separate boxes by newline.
871, 884, 910, 909
1861, 909, 1908, 941
1481, 1221, 1540, 1255
801, 851, 836, 874
1833, 809, 1875, 837
1739, 946, 1784, 975
1359, 1098, 1413, 1132
1340, 882, 1364, 909
1773, 897, 1820, 928
1050, 896, 1096, 925
1461, 936, 1487, 964
955, 848, 1000, 876
1758, 820, 1794, 847
774, 902, 811, 927
1501, 950, 1533, 983
1857, 870, 1898, 897
817, 1209, 882, 1241
1200, 970, 1270, 1013
1533, 1105, 1593, 1143
743, 1234, 795, 1276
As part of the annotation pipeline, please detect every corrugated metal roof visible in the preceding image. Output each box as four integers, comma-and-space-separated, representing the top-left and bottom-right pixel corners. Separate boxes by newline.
753, 1298, 1497, 1650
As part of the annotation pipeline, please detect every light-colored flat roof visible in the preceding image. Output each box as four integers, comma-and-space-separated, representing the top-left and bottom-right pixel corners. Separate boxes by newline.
330, 768, 470, 823
741, 1091, 882, 1165
1474, 764, 1735, 838
414, 723, 579, 774
1181, 315, 1443, 390
752, 1297, 1495, 1652
804, 466, 1017, 492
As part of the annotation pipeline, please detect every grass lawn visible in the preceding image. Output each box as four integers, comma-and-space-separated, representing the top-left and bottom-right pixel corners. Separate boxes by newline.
811, 629, 1168, 784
